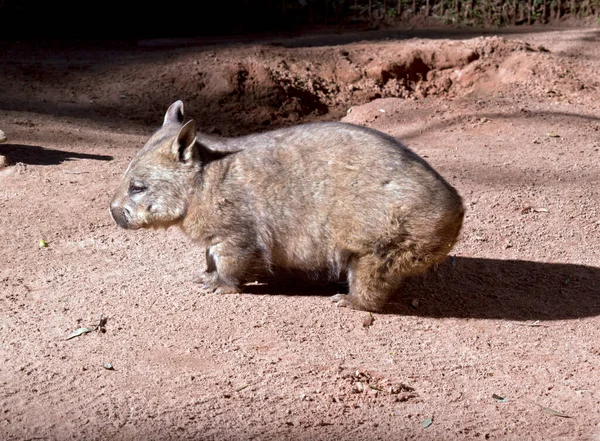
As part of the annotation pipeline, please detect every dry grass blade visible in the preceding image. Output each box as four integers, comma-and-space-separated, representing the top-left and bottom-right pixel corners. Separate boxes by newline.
97, 313, 107, 330
520, 207, 549, 214
537, 404, 572, 418
66, 327, 96, 340
514, 320, 547, 327
66, 313, 106, 340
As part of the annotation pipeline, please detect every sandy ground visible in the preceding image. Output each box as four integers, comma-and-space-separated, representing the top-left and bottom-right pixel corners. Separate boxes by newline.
1, 26, 600, 440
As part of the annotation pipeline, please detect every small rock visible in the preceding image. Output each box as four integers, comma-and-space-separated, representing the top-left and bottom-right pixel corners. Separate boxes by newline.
0, 130, 6, 143
352, 381, 364, 393
0, 155, 8, 169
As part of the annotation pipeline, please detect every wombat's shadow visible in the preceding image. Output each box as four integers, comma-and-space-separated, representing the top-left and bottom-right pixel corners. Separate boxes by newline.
0, 144, 113, 166
243, 257, 600, 321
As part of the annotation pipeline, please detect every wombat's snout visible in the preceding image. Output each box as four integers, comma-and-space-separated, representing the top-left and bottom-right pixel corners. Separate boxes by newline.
109, 200, 132, 229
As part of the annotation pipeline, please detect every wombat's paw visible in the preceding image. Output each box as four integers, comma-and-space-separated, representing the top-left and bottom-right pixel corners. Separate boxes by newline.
194, 272, 237, 293
330, 293, 356, 309
197, 274, 239, 294
194, 272, 220, 290
213, 285, 240, 295
193, 273, 212, 284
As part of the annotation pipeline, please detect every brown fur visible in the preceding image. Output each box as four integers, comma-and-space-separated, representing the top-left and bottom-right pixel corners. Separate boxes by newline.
110, 100, 464, 311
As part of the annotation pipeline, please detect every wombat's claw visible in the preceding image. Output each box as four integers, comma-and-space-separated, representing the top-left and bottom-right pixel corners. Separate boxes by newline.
214, 285, 239, 295
330, 293, 352, 308
193, 272, 214, 285
194, 273, 230, 293
197, 279, 219, 291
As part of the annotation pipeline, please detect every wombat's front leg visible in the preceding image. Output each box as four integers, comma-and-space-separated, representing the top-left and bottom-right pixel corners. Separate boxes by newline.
199, 240, 261, 295
194, 248, 223, 291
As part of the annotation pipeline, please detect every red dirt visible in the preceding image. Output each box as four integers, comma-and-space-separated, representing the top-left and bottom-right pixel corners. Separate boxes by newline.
1, 26, 600, 440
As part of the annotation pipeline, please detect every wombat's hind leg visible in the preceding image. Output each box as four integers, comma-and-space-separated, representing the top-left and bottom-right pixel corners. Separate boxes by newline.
331, 255, 401, 312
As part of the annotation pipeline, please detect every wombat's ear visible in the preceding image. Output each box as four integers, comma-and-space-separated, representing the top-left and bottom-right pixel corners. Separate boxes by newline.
172, 120, 198, 163
163, 100, 185, 126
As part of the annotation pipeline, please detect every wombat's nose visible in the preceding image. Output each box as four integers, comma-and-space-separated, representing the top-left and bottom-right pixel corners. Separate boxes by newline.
110, 201, 130, 229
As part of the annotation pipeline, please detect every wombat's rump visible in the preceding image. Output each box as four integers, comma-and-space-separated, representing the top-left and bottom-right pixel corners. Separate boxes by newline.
110, 101, 464, 311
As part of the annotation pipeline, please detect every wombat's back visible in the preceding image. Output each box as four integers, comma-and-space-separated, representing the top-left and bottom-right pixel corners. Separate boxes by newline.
199, 122, 463, 276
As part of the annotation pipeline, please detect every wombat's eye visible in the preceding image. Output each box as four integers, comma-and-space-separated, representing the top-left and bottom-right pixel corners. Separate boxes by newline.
129, 182, 147, 195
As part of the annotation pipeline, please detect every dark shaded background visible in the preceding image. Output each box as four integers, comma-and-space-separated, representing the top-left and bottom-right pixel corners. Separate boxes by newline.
2, 1, 323, 39
2, 0, 598, 39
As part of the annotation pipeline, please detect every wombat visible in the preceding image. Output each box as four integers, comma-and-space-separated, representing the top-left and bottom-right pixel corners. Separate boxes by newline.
110, 101, 464, 311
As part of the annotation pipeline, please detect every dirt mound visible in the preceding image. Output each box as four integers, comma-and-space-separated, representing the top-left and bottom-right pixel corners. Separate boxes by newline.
2, 35, 585, 135
137, 37, 550, 133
